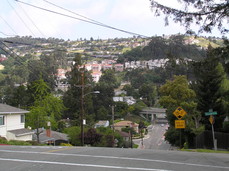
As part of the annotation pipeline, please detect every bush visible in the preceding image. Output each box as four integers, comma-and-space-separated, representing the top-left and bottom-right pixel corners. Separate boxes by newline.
8, 140, 32, 146
0, 137, 8, 144
183, 142, 189, 149
26, 140, 39, 145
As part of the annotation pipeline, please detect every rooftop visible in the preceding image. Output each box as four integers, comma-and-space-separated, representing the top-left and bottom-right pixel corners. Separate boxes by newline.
0, 103, 29, 114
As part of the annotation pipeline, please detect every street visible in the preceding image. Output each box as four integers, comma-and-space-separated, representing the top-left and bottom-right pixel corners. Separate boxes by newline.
0, 145, 228, 171
134, 123, 171, 150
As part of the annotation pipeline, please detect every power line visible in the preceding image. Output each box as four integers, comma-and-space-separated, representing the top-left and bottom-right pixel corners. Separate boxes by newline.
17, 2, 46, 37
0, 42, 25, 66
0, 15, 18, 35
0, 31, 17, 37
43, 0, 107, 26
7, 0, 36, 37
15, 0, 149, 38
2, 40, 67, 52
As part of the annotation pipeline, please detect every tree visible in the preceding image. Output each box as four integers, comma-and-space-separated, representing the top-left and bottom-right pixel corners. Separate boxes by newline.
150, 0, 229, 34
26, 79, 65, 142
83, 128, 102, 146
139, 83, 157, 107
63, 54, 94, 123
193, 49, 228, 131
159, 75, 202, 147
99, 69, 119, 89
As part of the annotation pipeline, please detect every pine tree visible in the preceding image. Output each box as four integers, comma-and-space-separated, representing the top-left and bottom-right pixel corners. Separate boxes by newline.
193, 48, 227, 131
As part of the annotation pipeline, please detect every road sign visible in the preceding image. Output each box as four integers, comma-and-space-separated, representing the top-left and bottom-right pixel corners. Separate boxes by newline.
209, 115, 214, 125
205, 111, 217, 116
173, 107, 187, 119
175, 120, 186, 129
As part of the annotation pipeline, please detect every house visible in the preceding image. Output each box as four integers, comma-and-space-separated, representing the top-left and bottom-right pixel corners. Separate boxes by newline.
0, 103, 33, 141
91, 71, 102, 83
113, 121, 139, 133
33, 128, 69, 146
102, 64, 113, 71
118, 131, 130, 142
114, 64, 124, 72
94, 120, 109, 128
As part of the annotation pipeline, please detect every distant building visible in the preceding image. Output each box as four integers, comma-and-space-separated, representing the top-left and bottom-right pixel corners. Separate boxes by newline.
103, 64, 113, 71
114, 64, 124, 72
113, 121, 139, 133
94, 120, 109, 128
33, 128, 69, 146
91, 71, 102, 83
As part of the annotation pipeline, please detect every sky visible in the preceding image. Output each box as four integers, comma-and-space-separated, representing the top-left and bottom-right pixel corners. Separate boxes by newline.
0, 0, 227, 40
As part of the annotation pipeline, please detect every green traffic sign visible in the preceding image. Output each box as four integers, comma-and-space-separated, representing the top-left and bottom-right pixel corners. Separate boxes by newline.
205, 111, 217, 116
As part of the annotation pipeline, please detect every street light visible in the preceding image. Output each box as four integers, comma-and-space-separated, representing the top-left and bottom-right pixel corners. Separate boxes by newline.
81, 90, 100, 146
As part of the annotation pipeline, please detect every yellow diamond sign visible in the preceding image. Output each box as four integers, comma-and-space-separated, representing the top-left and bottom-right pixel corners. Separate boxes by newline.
175, 120, 186, 129
209, 115, 214, 125
173, 107, 187, 119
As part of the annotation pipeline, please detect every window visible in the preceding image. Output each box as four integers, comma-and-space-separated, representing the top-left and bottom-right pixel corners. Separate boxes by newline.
0, 115, 5, 125
20, 114, 25, 123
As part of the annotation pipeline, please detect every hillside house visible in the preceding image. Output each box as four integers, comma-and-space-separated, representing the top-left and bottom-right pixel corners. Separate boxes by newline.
113, 121, 139, 133
91, 71, 102, 83
114, 64, 124, 72
94, 120, 109, 128
0, 103, 33, 141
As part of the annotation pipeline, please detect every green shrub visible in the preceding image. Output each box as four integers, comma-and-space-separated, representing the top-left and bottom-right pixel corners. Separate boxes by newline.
0, 137, 8, 144
8, 140, 31, 146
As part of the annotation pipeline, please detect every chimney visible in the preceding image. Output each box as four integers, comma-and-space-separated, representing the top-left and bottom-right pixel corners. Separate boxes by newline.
46, 129, 51, 137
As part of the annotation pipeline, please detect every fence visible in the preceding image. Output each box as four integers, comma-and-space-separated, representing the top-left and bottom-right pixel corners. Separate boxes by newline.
195, 131, 229, 150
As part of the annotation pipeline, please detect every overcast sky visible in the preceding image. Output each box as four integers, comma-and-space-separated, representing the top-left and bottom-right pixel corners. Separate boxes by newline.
0, 0, 226, 40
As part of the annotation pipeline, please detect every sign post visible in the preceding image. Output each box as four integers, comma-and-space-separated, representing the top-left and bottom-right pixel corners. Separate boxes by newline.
205, 109, 217, 150
173, 107, 187, 148
173, 107, 187, 120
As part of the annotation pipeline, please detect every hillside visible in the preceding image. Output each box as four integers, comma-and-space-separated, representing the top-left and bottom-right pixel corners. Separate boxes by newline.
119, 35, 223, 62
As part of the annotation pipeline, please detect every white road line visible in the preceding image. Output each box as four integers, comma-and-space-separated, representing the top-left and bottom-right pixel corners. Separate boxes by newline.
0, 150, 228, 170
0, 158, 171, 171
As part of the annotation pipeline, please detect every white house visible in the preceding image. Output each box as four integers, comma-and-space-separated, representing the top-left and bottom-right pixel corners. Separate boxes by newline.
94, 120, 109, 128
0, 103, 33, 141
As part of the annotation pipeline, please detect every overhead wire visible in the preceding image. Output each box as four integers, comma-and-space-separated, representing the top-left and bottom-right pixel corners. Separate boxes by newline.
43, 0, 107, 27
0, 31, 17, 37
15, 0, 149, 38
17, 2, 46, 37
2, 40, 67, 52
0, 42, 25, 66
7, 0, 36, 37
0, 15, 18, 35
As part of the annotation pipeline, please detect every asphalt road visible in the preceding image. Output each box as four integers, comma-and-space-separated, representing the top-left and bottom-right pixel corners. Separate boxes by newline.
134, 124, 171, 150
0, 145, 228, 171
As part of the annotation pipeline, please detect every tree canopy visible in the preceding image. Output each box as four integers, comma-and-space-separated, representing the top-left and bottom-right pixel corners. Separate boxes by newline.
150, 0, 229, 34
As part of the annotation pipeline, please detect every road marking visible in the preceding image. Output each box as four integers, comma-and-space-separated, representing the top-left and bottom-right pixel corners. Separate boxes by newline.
45, 147, 74, 153
0, 157, 172, 171
19, 146, 63, 149
0, 150, 228, 170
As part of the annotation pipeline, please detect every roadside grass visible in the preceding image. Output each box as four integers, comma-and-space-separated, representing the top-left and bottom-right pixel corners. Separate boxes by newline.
181, 149, 229, 154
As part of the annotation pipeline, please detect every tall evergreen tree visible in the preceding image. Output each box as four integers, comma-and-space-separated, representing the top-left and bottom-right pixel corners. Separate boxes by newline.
63, 54, 94, 124
193, 47, 227, 131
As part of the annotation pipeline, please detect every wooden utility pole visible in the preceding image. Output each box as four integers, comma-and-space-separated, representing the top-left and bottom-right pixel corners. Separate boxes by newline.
80, 72, 85, 146
112, 105, 115, 147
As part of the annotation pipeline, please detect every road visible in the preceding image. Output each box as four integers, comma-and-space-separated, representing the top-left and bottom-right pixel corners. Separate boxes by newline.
134, 124, 171, 150
0, 145, 228, 171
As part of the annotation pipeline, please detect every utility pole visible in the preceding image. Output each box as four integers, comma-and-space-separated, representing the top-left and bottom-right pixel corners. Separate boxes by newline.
80, 72, 85, 146
112, 105, 115, 147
